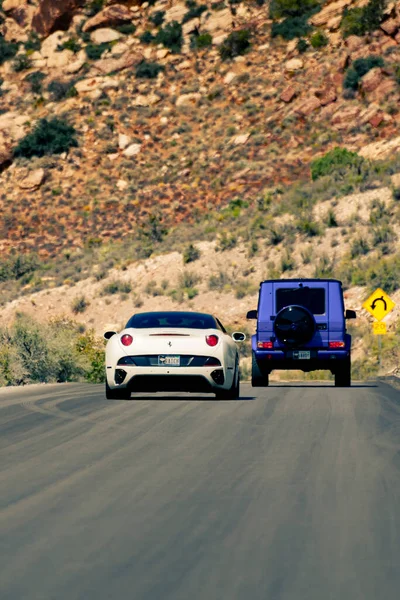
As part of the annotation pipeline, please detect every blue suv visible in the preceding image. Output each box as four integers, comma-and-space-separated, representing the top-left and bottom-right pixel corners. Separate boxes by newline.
247, 279, 356, 387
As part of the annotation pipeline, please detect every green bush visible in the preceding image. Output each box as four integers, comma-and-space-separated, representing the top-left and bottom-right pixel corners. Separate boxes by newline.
25, 71, 46, 95
271, 15, 312, 40
155, 21, 183, 53
220, 30, 251, 60
150, 11, 165, 26
182, 2, 207, 23
12, 53, 31, 72
0, 315, 98, 385
343, 55, 384, 90
0, 35, 18, 65
297, 38, 309, 53
341, 0, 385, 38
350, 237, 370, 258
88, 0, 105, 16
85, 42, 111, 60
14, 117, 78, 159
310, 30, 328, 48
101, 280, 132, 295
24, 32, 41, 52
269, 0, 320, 18
116, 23, 136, 35
135, 60, 164, 79
310, 147, 364, 181
139, 30, 155, 44
183, 243, 201, 264
47, 79, 78, 101
57, 37, 81, 53
191, 32, 213, 49
0, 254, 39, 283
71, 295, 90, 314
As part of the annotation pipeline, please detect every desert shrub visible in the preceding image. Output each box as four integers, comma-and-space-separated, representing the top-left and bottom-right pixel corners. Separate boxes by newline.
296, 216, 321, 237
14, 118, 78, 159
101, 280, 132, 295
267, 226, 285, 245
116, 23, 136, 35
0, 315, 92, 385
47, 79, 78, 101
313, 254, 334, 278
271, 16, 312, 40
297, 38, 309, 53
139, 30, 155, 44
24, 32, 41, 52
372, 225, 396, 246
155, 21, 183, 53
341, 0, 385, 38
150, 10, 165, 26
0, 36, 18, 65
208, 271, 231, 290
85, 42, 111, 60
350, 237, 370, 258
216, 232, 237, 251
71, 295, 90, 314
394, 64, 400, 86
310, 147, 364, 181
0, 254, 39, 283
183, 243, 201, 263
219, 30, 251, 60
269, 0, 320, 18
57, 37, 81, 53
326, 208, 338, 227
310, 30, 328, 48
191, 32, 213, 49
281, 251, 295, 272
343, 55, 384, 90
178, 270, 200, 289
182, 2, 207, 23
88, 0, 105, 16
12, 53, 31, 72
25, 71, 46, 95
135, 60, 164, 79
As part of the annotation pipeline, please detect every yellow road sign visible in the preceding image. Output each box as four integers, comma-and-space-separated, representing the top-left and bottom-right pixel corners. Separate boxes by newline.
362, 288, 396, 321
373, 321, 387, 335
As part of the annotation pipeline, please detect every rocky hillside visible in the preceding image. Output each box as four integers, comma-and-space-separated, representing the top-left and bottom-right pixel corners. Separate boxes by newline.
0, 0, 400, 259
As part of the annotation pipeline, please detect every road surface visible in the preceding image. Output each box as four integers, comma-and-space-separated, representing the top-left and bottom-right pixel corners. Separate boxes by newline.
0, 381, 399, 600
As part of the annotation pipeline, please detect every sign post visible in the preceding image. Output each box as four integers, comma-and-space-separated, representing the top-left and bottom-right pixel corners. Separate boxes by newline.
362, 288, 395, 370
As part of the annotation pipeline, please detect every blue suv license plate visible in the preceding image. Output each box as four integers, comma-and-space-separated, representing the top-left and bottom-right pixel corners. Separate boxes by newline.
293, 351, 310, 360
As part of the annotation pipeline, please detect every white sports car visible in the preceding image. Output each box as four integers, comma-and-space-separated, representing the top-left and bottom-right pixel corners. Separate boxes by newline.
104, 311, 246, 399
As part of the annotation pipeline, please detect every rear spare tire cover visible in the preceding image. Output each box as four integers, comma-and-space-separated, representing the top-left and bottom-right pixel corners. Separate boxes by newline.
274, 305, 315, 346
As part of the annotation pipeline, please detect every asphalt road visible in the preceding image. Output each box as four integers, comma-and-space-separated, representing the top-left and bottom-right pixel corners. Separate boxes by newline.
1, 380, 400, 600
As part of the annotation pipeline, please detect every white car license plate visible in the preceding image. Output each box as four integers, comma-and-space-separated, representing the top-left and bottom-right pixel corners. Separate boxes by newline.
295, 351, 310, 360
158, 355, 180, 366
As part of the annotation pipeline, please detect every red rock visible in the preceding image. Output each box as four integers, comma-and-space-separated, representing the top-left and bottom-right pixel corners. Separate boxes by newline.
361, 67, 383, 93
370, 79, 396, 101
331, 105, 361, 129
32, 0, 84, 36
380, 18, 399, 36
369, 113, 384, 127
395, 31, 400, 44
331, 72, 343, 88
337, 52, 350, 72
82, 4, 133, 32
280, 85, 297, 103
295, 96, 321, 116
345, 35, 363, 52
315, 88, 337, 106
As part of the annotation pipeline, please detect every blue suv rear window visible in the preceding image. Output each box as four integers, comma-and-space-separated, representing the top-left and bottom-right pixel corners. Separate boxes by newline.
276, 287, 325, 315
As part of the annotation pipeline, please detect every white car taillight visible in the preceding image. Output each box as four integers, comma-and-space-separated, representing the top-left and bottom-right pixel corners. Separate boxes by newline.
206, 334, 219, 347
121, 334, 133, 346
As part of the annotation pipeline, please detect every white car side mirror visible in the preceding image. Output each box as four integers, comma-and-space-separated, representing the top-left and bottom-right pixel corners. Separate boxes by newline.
104, 331, 117, 340
232, 332, 246, 342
